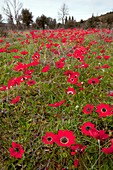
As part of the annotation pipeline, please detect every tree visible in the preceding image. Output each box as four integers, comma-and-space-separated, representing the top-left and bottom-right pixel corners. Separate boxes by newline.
65, 16, 68, 24
58, 3, 69, 24
0, 14, 3, 23
36, 14, 47, 30
2, 0, 22, 28
72, 16, 74, 21
69, 16, 71, 20
0, 14, 7, 37
46, 17, 56, 29
21, 9, 33, 28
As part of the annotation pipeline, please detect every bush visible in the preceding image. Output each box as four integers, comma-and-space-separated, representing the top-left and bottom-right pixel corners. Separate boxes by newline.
0, 27, 8, 37
65, 20, 76, 29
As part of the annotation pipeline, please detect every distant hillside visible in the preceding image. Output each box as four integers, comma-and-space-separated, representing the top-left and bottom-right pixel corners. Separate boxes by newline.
77, 11, 113, 29
98, 11, 113, 22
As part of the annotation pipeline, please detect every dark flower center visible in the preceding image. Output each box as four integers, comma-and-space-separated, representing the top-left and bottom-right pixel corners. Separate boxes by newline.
86, 126, 91, 131
70, 78, 74, 82
86, 108, 91, 112
47, 137, 52, 142
67, 91, 73, 94
76, 148, 81, 152
29, 81, 34, 85
14, 147, 20, 152
92, 80, 96, 83
101, 108, 107, 112
60, 137, 69, 144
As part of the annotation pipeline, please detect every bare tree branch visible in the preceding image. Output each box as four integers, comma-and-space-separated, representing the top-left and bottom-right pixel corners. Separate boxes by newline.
58, 3, 69, 24
2, 0, 22, 26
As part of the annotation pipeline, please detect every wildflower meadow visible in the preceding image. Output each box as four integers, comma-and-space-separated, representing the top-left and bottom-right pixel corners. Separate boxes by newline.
0, 28, 113, 170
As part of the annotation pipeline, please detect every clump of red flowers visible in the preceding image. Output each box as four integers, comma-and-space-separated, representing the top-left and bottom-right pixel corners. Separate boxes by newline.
89, 129, 109, 140
42, 129, 76, 147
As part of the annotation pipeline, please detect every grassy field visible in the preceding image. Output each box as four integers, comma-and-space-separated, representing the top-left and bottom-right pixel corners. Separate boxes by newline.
0, 28, 113, 170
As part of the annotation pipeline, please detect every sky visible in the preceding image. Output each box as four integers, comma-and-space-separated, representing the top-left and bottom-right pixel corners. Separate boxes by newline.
0, 0, 113, 22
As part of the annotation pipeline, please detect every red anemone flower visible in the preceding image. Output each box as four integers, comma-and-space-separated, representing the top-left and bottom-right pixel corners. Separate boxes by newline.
81, 122, 96, 136
89, 129, 109, 140
11, 96, 20, 104
88, 77, 100, 85
9, 142, 24, 159
67, 75, 78, 84
13, 62, 28, 72
102, 139, 113, 154
55, 130, 76, 147
75, 55, 84, 62
0, 39, 4, 43
0, 85, 7, 91
82, 104, 94, 114
72, 72, 80, 78
26, 80, 36, 86
32, 52, 40, 61
96, 103, 112, 117
74, 159, 79, 168
78, 62, 89, 68
96, 55, 102, 59
73, 50, 84, 62
42, 132, 56, 145
20, 50, 28, 55
64, 70, 74, 77
48, 100, 66, 107
41, 64, 50, 72
103, 55, 110, 60
28, 61, 39, 67
108, 91, 113, 97
55, 61, 65, 68
101, 64, 110, 69
66, 87, 76, 95
13, 55, 21, 59
71, 144, 86, 155
24, 69, 34, 75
